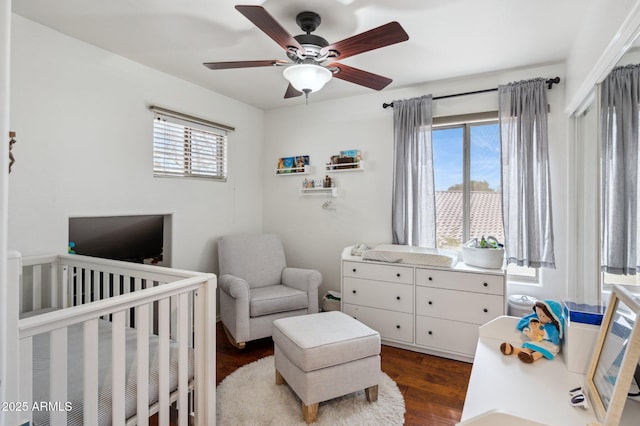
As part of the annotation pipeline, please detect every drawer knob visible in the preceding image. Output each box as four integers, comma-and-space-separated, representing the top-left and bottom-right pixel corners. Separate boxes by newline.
396, 325, 401, 329
483, 282, 488, 287
352, 290, 357, 294
428, 300, 433, 305
353, 268, 357, 273
396, 273, 401, 277
396, 296, 401, 300
428, 331, 433, 335
428, 276, 433, 281
483, 308, 488, 313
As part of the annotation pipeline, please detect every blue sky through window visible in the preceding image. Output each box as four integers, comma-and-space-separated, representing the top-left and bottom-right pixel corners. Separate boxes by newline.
433, 127, 463, 191
432, 123, 500, 191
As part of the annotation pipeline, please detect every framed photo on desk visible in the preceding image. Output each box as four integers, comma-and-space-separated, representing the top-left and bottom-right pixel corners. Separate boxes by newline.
584, 284, 640, 425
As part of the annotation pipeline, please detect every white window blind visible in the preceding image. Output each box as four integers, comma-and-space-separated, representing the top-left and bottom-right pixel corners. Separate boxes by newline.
151, 106, 233, 181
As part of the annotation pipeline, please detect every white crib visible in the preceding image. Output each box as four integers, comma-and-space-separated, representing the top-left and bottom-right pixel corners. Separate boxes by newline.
11, 253, 216, 426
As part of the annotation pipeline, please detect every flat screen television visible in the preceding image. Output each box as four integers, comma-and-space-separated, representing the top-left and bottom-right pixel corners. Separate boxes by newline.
69, 215, 165, 264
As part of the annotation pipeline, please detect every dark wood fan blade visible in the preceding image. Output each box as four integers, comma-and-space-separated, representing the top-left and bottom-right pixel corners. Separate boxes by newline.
329, 62, 392, 90
236, 5, 304, 53
284, 84, 303, 98
203, 60, 287, 70
320, 21, 408, 60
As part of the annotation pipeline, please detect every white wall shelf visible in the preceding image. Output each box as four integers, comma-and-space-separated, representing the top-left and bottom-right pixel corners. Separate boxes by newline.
325, 161, 364, 173
300, 187, 338, 197
275, 165, 311, 175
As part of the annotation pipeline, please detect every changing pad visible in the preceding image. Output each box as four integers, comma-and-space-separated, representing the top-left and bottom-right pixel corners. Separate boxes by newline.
361, 244, 458, 268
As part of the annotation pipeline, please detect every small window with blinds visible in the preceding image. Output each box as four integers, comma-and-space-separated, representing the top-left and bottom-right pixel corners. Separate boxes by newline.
151, 106, 233, 181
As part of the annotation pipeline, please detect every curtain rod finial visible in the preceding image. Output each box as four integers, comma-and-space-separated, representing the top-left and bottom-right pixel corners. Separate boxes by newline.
547, 77, 560, 89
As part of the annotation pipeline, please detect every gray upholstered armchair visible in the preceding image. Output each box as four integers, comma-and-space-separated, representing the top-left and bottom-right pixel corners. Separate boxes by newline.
218, 234, 322, 348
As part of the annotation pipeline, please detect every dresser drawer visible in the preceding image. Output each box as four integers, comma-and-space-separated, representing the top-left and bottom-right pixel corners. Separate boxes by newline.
343, 277, 413, 313
415, 268, 504, 295
415, 316, 479, 356
343, 303, 413, 343
415, 286, 504, 324
343, 261, 413, 284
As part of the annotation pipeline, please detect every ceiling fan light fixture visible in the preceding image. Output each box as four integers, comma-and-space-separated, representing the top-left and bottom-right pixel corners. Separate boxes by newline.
283, 64, 332, 94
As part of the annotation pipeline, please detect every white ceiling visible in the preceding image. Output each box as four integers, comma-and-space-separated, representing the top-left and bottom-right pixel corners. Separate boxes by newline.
13, 0, 592, 110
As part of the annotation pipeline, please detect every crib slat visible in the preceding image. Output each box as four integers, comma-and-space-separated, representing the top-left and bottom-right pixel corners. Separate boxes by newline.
100, 272, 108, 319
177, 293, 189, 425
69, 266, 78, 307
136, 304, 150, 426
170, 295, 178, 340
82, 267, 90, 304
123, 276, 131, 327
113, 273, 121, 297
33, 264, 42, 310
51, 260, 60, 308
84, 319, 99, 425
50, 328, 68, 426
61, 265, 69, 308
158, 297, 170, 426
19, 337, 34, 426
112, 311, 126, 424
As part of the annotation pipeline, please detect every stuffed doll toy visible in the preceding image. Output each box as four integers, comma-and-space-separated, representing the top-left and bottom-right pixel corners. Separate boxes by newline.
500, 299, 565, 363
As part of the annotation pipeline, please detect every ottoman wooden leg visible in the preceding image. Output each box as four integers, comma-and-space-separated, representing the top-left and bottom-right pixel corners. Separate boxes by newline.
365, 385, 379, 402
302, 402, 319, 424
275, 369, 285, 385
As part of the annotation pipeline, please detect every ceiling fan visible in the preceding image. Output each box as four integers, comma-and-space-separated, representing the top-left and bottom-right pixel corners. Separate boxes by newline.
203, 5, 409, 99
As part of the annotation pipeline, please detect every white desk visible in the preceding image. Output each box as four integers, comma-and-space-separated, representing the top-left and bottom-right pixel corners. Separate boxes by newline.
458, 316, 640, 425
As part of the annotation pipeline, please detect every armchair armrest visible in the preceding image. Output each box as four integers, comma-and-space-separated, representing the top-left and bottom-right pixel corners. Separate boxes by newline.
282, 267, 322, 313
282, 267, 322, 292
218, 274, 250, 300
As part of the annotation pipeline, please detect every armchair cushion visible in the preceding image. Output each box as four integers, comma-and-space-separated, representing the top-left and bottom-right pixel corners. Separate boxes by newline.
250, 285, 308, 317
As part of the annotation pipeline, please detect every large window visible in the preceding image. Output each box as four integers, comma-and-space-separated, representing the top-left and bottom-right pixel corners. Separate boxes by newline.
433, 121, 502, 248
432, 117, 535, 279
152, 106, 230, 181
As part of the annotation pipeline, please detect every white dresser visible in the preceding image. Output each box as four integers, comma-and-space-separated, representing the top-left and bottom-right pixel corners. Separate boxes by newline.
341, 246, 506, 362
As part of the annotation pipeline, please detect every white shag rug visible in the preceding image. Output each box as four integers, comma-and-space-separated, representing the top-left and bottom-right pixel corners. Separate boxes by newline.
217, 356, 405, 425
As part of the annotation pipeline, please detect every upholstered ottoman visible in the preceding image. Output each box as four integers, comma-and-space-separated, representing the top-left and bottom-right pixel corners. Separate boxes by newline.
272, 311, 381, 424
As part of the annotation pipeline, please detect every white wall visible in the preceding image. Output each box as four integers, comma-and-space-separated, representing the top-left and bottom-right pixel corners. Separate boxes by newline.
8, 14, 265, 273
565, 0, 640, 112
263, 63, 570, 302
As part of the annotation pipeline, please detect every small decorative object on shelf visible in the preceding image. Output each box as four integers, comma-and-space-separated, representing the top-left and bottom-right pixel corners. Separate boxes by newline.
325, 149, 364, 172
276, 155, 310, 175
303, 178, 329, 189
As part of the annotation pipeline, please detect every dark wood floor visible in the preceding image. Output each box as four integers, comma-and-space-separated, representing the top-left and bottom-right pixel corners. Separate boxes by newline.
216, 321, 473, 425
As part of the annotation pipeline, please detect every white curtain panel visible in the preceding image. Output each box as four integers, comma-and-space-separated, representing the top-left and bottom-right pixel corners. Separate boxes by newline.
600, 64, 640, 275
391, 95, 436, 247
498, 79, 555, 268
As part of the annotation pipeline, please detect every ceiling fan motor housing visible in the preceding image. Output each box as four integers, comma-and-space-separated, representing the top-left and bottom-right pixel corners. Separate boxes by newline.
296, 11, 321, 33
290, 12, 330, 62
290, 34, 329, 62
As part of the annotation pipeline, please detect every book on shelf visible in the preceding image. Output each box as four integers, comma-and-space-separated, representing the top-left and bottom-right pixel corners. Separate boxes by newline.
276, 155, 309, 174
328, 149, 361, 169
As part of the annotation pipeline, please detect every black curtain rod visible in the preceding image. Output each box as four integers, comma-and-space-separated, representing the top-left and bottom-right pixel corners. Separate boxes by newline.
382, 76, 560, 109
